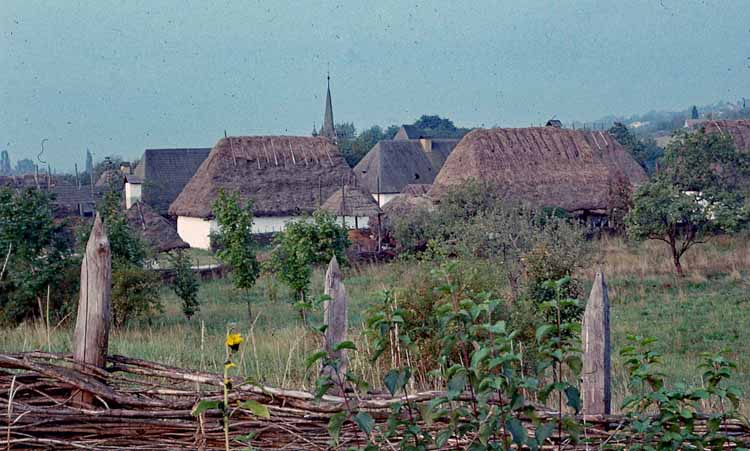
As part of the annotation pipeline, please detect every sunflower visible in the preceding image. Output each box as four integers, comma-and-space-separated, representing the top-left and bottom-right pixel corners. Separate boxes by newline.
225, 332, 244, 351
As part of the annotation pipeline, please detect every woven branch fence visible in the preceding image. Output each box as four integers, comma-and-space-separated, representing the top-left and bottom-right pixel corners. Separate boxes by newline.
2, 351, 749, 451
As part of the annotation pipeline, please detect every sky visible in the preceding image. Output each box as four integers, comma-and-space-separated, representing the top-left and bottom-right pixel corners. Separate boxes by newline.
1, 0, 748, 172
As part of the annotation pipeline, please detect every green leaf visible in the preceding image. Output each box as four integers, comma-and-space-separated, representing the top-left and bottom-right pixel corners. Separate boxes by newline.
383, 368, 409, 396
506, 417, 528, 446
564, 386, 581, 414
237, 399, 270, 418
305, 350, 328, 369
535, 324, 554, 342
333, 340, 357, 352
353, 411, 375, 436
535, 421, 555, 444
447, 372, 466, 400
327, 411, 347, 444
191, 399, 221, 416
435, 430, 452, 448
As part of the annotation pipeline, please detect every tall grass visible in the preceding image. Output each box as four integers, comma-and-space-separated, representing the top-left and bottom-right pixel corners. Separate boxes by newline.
1, 236, 748, 412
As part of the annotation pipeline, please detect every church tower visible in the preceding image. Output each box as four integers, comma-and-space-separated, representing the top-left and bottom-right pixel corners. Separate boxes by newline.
320, 73, 337, 142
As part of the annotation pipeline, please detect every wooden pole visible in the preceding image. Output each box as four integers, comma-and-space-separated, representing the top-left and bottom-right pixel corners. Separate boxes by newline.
73, 213, 112, 405
322, 256, 348, 392
582, 271, 611, 415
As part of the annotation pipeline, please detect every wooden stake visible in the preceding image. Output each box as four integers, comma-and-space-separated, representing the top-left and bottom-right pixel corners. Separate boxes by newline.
73, 213, 112, 406
582, 271, 611, 415
322, 256, 348, 392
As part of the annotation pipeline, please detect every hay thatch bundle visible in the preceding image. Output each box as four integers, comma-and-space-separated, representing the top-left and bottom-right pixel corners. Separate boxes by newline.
126, 201, 188, 253
430, 127, 648, 214
322, 185, 381, 217
696, 119, 750, 152
2, 352, 748, 450
169, 137, 352, 219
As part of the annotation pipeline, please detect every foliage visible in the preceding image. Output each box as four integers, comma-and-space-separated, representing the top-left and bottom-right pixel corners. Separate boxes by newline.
0, 187, 78, 324
211, 189, 261, 321
87, 189, 161, 326
620, 335, 744, 450
268, 210, 349, 306
169, 249, 200, 319
608, 122, 664, 174
111, 264, 162, 327
411, 114, 471, 138
191, 327, 268, 451
626, 131, 749, 275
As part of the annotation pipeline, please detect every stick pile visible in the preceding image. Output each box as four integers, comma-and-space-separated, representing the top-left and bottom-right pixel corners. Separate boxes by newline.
1, 352, 748, 450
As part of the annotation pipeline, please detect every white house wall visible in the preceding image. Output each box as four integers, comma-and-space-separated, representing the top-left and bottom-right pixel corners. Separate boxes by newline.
124, 183, 142, 209
177, 215, 299, 249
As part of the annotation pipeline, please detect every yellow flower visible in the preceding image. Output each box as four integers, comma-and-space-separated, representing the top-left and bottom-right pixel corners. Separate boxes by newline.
226, 332, 244, 351
224, 361, 237, 370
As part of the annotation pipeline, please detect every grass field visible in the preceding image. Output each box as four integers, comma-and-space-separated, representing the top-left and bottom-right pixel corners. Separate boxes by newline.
2, 235, 749, 412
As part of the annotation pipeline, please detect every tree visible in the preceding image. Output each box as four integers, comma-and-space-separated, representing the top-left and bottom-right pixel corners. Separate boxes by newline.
691, 105, 699, 120
15, 158, 35, 175
0, 150, 11, 175
0, 188, 78, 324
211, 189, 260, 324
85, 149, 94, 175
626, 131, 749, 276
268, 211, 349, 320
169, 249, 200, 319
84, 189, 160, 326
608, 122, 663, 174
334, 122, 356, 141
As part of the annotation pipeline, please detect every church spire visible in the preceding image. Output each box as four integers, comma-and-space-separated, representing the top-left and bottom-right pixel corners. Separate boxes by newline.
320, 71, 336, 142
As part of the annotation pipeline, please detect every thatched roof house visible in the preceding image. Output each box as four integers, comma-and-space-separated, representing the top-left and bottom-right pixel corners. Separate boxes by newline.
126, 202, 188, 253
402, 184, 431, 196
322, 185, 381, 229
354, 139, 459, 206
691, 119, 750, 152
0, 175, 104, 218
169, 136, 352, 248
430, 127, 648, 216
133, 148, 211, 214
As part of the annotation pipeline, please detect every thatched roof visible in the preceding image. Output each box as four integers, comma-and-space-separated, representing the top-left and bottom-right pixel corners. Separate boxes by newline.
126, 201, 188, 253
693, 119, 750, 152
169, 136, 353, 218
0, 175, 104, 218
402, 184, 431, 196
354, 139, 458, 194
430, 127, 648, 214
394, 125, 431, 140
322, 185, 381, 217
134, 148, 211, 215
378, 193, 434, 229
95, 169, 124, 188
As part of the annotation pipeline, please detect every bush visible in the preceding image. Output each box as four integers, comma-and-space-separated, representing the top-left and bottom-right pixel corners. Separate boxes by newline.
169, 249, 199, 319
111, 264, 162, 327
0, 187, 78, 325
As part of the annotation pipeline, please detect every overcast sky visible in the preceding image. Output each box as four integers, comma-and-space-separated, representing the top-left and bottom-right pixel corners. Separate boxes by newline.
1, 0, 748, 171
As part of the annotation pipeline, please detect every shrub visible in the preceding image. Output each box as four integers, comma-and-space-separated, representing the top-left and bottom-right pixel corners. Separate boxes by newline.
0, 187, 78, 325
111, 264, 162, 327
169, 249, 200, 319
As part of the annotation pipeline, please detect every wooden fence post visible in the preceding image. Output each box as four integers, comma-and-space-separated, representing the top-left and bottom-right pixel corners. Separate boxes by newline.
73, 213, 112, 405
582, 271, 611, 415
322, 255, 348, 391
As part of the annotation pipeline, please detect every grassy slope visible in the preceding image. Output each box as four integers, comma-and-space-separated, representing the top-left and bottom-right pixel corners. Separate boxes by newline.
2, 236, 749, 410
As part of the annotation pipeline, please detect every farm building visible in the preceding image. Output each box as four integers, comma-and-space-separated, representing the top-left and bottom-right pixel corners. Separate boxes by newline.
169, 136, 352, 249
354, 138, 459, 207
321, 184, 381, 229
430, 126, 648, 219
687, 119, 750, 152
125, 201, 188, 254
129, 148, 211, 215
0, 175, 104, 218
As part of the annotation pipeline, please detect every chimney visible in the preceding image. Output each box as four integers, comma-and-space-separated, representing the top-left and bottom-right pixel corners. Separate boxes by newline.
419, 138, 432, 153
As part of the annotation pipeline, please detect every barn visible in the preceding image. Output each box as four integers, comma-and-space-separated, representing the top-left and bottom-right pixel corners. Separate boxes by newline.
429, 126, 648, 219
169, 136, 352, 249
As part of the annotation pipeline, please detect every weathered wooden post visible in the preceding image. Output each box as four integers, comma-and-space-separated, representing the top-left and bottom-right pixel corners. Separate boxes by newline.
73, 213, 111, 405
322, 255, 348, 391
582, 271, 611, 415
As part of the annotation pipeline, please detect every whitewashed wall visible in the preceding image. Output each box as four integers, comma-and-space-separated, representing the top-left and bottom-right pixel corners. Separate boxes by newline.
177, 215, 300, 249
124, 183, 142, 209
